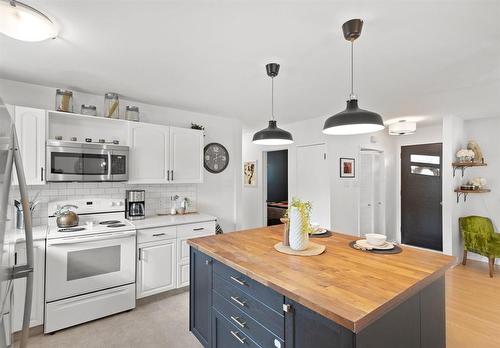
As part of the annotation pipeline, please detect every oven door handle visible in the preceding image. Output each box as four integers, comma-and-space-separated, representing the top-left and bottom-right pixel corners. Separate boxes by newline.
47, 231, 136, 246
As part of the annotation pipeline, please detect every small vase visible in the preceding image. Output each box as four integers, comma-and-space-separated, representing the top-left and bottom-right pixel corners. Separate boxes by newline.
288, 207, 309, 251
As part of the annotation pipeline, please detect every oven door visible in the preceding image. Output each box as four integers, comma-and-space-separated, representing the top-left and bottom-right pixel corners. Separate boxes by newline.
46, 146, 84, 182
111, 149, 128, 181
45, 231, 136, 302
82, 148, 111, 181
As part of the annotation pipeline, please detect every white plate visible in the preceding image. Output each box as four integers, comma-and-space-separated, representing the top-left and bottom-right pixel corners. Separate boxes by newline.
310, 229, 328, 235
355, 239, 395, 250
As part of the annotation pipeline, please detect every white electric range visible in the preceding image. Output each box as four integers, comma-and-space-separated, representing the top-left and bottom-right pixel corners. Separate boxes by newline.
45, 198, 136, 333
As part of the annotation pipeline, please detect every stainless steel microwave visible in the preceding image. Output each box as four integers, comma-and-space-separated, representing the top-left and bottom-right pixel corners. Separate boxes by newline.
46, 140, 128, 182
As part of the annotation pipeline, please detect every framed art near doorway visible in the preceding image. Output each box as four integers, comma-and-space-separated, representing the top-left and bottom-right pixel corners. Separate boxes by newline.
340, 158, 355, 178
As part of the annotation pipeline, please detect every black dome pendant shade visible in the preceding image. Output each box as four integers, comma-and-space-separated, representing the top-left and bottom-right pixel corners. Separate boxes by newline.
252, 63, 294, 145
322, 19, 385, 135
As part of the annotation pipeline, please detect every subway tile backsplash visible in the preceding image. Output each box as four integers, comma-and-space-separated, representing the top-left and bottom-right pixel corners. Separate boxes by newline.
10, 182, 197, 226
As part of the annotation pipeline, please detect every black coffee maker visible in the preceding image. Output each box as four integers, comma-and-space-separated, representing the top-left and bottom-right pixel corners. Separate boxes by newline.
125, 190, 145, 220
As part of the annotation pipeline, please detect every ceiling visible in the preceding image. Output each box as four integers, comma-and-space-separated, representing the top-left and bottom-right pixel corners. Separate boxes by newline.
1, 0, 499, 127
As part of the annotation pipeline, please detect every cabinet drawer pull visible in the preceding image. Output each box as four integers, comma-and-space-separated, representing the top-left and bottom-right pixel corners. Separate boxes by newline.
230, 316, 246, 328
152, 233, 166, 237
193, 227, 205, 231
230, 296, 247, 307
230, 276, 247, 286
230, 330, 246, 344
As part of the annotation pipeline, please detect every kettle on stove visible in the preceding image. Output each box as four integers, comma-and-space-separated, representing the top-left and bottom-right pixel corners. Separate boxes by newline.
54, 204, 79, 228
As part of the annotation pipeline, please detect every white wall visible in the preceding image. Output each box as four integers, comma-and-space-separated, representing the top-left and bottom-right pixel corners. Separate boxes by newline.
240, 115, 396, 239
460, 117, 500, 264
0, 78, 242, 232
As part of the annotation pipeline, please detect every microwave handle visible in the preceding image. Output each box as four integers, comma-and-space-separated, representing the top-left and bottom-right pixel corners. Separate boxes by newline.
107, 151, 112, 180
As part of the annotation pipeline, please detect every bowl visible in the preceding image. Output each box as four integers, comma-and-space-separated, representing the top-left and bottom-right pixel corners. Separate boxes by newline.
365, 233, 387, 246
310, 222, 320, 231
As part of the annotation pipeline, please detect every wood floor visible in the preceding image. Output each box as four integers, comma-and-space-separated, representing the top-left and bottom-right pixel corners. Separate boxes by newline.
21, 259, 500, 347
446, 259, 500, 348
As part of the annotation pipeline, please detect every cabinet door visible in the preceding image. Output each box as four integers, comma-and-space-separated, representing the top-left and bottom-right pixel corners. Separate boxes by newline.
13, 106, 46, 185
137, 240, 176, 298
128, 123, 169, 183
190, 247, 212, 347
12, 241, 45, 331
170, 127, 203, 183
284, 298, 354, 348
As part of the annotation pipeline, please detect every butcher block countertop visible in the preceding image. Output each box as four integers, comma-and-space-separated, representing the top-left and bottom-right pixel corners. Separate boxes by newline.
187, 225, 455, 332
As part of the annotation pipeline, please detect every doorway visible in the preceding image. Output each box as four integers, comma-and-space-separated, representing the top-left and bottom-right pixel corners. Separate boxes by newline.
359, 150, 385, 236
401, 143, 443, 251
295, 144, 330, 229
266, 150, 288, 226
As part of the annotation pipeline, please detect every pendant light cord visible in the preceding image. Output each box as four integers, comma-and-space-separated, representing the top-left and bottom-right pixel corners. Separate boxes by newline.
271, 77, 275, 121
350, 40, 355, 100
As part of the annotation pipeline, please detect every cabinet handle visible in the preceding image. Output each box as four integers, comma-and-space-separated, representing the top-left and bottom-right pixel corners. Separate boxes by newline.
14, 251, 17, 266
152, 233, 166, 237
171, 170, 174, 181
230, 330, 246, 344
230, 296, 247, 307
230, 276, 246, 286
40, 167, 44, 181
138, 248, 142, 261
167, 170, 170, 181
230, 316, 246, 328
193, 227, 205, 231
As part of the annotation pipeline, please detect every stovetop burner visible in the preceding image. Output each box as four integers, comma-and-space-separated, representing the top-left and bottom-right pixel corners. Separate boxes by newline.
58, 227, 86, 233
107, 223, 126, 228
99, 220, 121, 225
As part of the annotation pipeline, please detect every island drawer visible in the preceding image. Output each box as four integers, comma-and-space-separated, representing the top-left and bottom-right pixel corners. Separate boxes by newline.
213, 290, 285, 345
213, 260, 283, 313
212, 309, 260, 348
213, 274, 284, 338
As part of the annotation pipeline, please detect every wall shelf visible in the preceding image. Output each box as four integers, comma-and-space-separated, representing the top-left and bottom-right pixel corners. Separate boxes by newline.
452, 162, 487, 177
454, 188, 491, 203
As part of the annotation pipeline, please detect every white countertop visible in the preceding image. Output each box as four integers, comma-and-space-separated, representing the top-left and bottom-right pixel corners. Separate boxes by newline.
14, 225, 48, 242
131, 213, 217, 230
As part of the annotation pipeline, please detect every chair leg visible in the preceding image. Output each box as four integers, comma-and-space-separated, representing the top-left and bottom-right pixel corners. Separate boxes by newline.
488, 257, 495, 278
462, 250, 468, 265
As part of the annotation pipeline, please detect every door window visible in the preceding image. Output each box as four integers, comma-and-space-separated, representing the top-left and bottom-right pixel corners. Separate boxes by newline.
67, 245, 121, 281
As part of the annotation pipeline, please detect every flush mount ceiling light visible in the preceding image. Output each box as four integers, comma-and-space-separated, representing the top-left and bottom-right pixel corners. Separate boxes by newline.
252, 63, 294, 146
322, 19, 384, 136
388, 120, 417, 135
0, 0, 57, 41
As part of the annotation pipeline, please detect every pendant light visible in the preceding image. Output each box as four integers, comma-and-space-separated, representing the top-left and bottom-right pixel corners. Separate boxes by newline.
0, 0, 58, 42
252, 63, 294, 145
323, 19, 384, 135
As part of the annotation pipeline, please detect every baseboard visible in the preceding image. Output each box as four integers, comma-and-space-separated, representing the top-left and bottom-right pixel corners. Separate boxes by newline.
467, 251, 500, 265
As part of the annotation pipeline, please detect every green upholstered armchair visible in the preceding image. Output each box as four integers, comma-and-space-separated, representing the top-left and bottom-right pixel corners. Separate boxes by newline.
459, 216, 500, 277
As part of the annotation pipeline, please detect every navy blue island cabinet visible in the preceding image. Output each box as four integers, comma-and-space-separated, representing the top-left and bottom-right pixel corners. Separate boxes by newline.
189, 247, 447, 348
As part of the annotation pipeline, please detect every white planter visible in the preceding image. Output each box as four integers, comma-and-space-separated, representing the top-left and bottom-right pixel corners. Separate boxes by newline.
288, 207, 309, 251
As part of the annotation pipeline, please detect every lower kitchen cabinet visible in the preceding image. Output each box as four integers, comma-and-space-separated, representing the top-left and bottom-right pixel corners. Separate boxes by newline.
136, 239, 176, 299
13, 240, 45, 331
190, 247, 213, 348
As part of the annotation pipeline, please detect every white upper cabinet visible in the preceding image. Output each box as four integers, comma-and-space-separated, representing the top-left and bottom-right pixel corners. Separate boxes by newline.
128, 123, 203, 184
128, 122, 169, 183
13, 106, 46, 186
170, 127, 203, 183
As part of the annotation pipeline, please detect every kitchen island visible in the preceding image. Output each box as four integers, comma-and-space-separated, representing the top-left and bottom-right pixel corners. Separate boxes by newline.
188, 225, 455, 348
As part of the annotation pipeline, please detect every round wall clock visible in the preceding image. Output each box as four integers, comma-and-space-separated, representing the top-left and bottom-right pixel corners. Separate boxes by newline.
204, 143, 229, 173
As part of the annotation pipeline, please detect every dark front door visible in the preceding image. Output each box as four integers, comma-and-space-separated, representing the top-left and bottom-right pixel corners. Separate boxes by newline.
401, 143, 442, 251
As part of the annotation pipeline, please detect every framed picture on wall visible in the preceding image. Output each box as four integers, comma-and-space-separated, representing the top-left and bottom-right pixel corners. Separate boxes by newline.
340, 158, 355, 178
243, 161, 257, 186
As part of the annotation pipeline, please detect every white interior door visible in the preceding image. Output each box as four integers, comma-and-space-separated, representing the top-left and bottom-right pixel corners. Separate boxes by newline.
295, 144, 330, 229
359, 151, 385, 236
